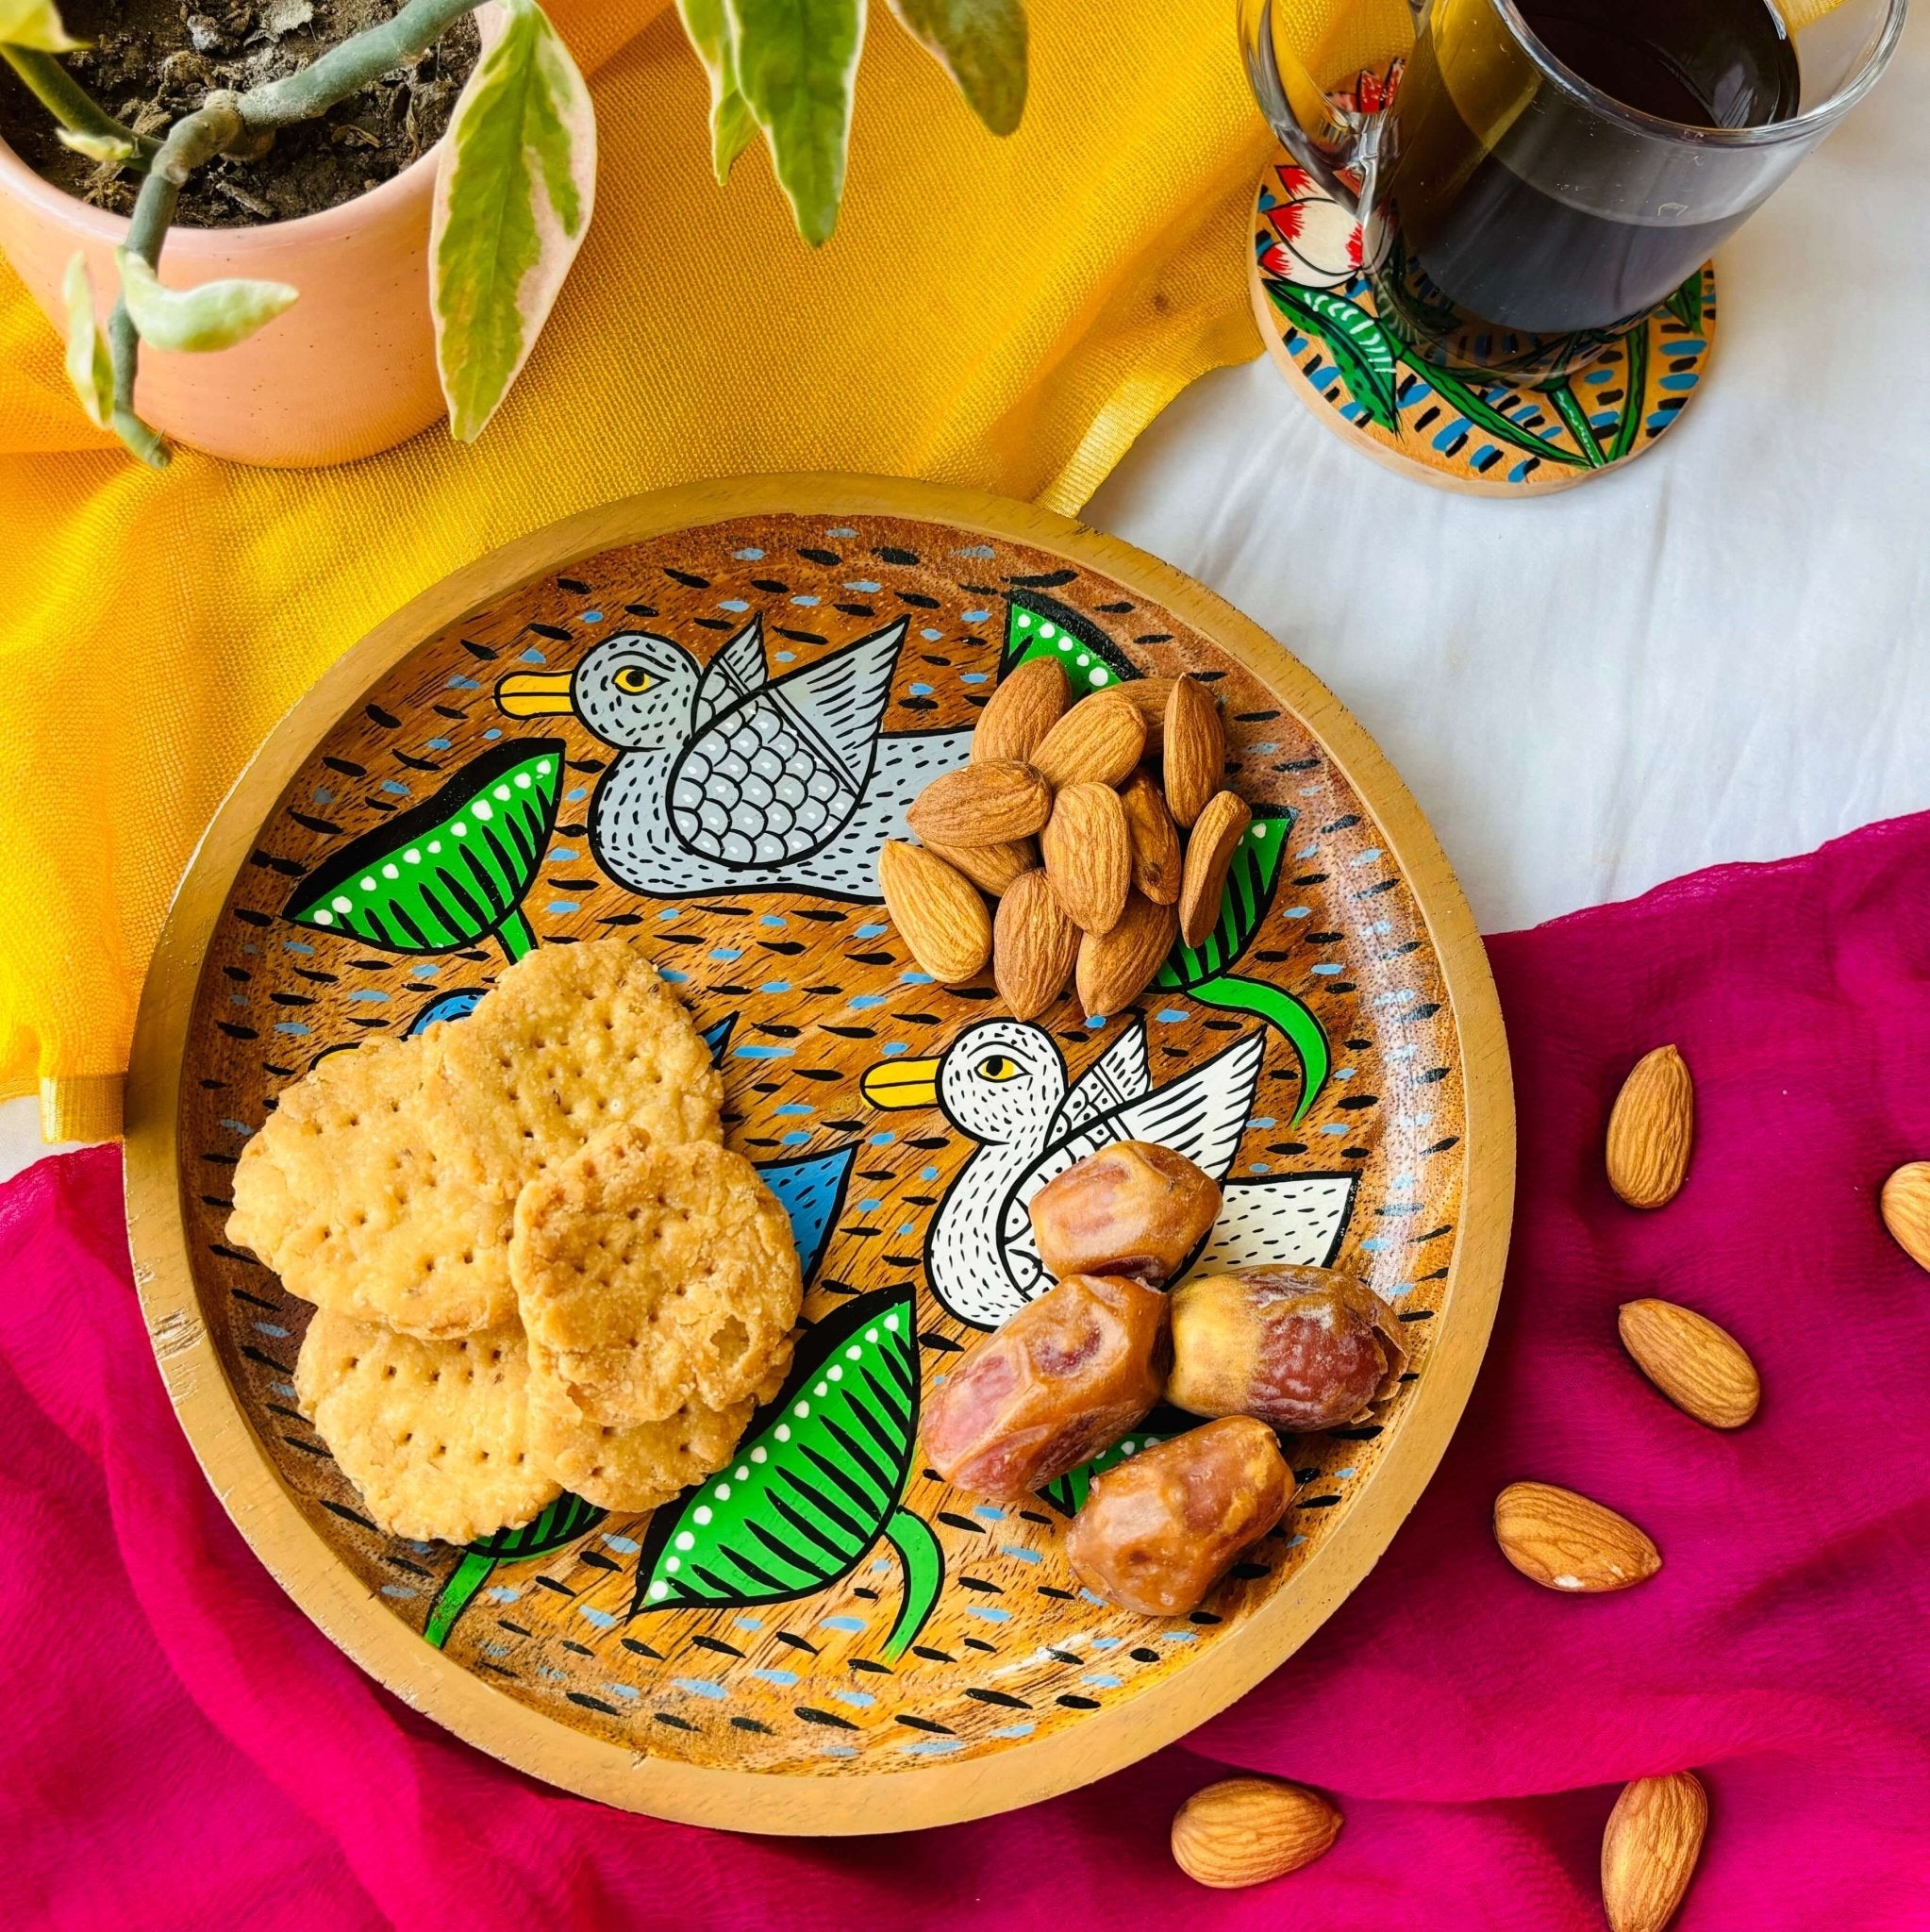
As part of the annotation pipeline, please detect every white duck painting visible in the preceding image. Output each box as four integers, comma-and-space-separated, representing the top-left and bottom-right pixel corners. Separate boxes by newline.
494, 611, 972, 900
861, 1018, 1358, 1329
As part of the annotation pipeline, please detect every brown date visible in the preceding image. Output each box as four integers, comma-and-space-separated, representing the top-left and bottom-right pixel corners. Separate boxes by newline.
922, 1274, 1169, 1500
1066, 1416, 1290, 1617
1027, 1141, 1222, 1286
1167, 1265, 1406, 1430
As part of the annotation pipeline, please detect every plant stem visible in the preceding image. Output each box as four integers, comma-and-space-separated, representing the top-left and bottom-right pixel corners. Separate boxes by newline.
98, 0, 486, 466
0, 46, 158, 168
108, 95, 243, 466
240, 0, 483, 127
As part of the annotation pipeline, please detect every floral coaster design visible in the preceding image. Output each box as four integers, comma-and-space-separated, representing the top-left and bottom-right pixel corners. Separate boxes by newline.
1250, 156, 1717, 495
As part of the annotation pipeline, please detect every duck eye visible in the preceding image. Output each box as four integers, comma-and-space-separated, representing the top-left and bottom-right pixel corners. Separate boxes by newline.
613, 665, 653, 693
974, 1054, 1020, 1081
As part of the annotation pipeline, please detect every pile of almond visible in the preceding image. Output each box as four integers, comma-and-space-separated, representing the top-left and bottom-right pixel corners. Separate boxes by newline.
877, 659, 1249, 1019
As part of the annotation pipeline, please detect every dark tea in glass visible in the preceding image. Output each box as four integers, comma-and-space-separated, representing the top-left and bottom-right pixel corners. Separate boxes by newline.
1242, 0, 1905, 378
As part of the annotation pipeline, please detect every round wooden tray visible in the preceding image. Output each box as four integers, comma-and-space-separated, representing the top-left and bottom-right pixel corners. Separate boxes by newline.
125, 475, 1513, 1833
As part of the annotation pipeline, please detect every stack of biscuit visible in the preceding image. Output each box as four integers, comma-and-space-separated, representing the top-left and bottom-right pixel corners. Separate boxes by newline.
228, 939, 803, 1544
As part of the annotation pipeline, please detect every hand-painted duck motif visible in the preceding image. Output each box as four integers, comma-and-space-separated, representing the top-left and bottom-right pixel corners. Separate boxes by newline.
494, 612, 972, 901
862, 1018, 1357, 1329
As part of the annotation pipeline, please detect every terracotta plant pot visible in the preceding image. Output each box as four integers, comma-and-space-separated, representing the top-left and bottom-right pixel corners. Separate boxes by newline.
0, 9, 498, 468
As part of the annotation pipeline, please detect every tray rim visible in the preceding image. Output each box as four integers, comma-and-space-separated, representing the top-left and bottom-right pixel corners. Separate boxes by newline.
125, 473, 1514, 1835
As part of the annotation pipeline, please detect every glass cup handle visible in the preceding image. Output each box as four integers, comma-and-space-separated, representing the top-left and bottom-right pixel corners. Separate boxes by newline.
1239, 0, 1423, 220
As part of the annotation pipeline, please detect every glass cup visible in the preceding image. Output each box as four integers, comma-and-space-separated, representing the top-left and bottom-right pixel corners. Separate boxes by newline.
1240, 0, 1908, 378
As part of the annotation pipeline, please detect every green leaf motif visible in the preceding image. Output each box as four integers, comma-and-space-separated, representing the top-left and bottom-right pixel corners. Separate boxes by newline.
284, 739, 564, 963
1543, 377, 1606, 467
0, 0, 80, 51
60, 253, 111, 429
1409, 358, 1590, 470
1606, 325, 1648, 464
431, 0, 596, 442
1156, 808, 1331, 1124
1266, 280, 1401, 433
424, 1492, 606, 1649
675, 0, 757, 181
116, 248, 296, 353
887, 0, 1027, 136
1161, 808, 1293, 989
725, 0, 864, 247
1664, 268, 1704, 333
998, 596, 1136, 684
633, 1288, 941, 1657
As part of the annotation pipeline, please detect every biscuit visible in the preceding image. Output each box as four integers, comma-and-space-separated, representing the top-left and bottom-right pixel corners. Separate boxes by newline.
294, 1310, 559, 1543
228, 1036, 516, 1339
511, 1124, 802, 1427
524, 1354, 756, 1512
421, 938, 724, 1201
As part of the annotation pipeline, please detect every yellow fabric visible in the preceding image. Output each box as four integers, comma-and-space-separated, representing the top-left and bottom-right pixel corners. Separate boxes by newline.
0, 0, 1272, 1124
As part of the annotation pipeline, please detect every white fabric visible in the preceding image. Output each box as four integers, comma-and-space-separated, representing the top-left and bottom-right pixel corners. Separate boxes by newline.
4, 16, 1922, 1180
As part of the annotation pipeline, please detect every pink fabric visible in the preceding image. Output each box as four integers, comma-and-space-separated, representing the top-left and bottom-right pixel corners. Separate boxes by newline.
9, 812, 1930, 1930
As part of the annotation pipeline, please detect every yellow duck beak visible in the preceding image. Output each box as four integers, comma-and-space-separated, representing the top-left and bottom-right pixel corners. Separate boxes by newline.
860, 1056, 941, 1110
495, 670, 574, 718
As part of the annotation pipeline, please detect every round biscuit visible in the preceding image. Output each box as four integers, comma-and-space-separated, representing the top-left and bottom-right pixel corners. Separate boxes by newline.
511, 1124, 803, 1427
227, 1035, 515, 1338
420, 938, 724, 1201
524, 1353, 755, 1512
294, 1309, 559, 1544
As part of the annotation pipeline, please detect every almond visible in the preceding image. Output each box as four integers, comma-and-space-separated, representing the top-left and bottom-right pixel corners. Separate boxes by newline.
1029, 688, 1147, 791
1606, 1045, 1693, 1208
1618, 1299, 1758, 1430
1880, 1161, 1930, 1273
1163, 675, 1225, 827
1178, 789, 1253, 947
907, 759, 1052, 848
876, 841, 990, 986
1492, 1480, 1660, 1593
1040, 783, 1132, 935
1076, 891, 1176, 1019
1602, 1773, 1707, 1932
973, 656, 1068, 765
993, 868, 1078, 1021
925, 837, 1037, 897
1171, 1776, 1342, 1890
1120, 770, 1182, 905
1119, 675, 1177, 758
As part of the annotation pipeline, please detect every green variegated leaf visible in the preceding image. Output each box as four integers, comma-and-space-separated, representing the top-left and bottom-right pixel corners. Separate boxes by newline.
676, 0, 757, 182
725, 0, 863, 247
887, 0, 1027, 135
57, 128, 135, 163
431, 0, 596, 442
116, 248, 297, 353
0, 0, 79, 51
60, 253, 111, 429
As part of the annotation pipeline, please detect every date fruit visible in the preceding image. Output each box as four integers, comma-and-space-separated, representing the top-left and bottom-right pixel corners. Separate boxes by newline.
1028, 1141, 1222, 1286
1066, 1416, 1290, 1617
922, 1274, 1170, 1500
1167, 1265, 1406, 1430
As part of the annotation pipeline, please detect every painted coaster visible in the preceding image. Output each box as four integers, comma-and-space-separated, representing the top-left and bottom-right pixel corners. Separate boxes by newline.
1249, 155, 1717, 495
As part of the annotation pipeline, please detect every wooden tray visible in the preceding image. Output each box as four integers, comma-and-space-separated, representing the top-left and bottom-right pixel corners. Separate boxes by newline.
125, 476, 1513, 1833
